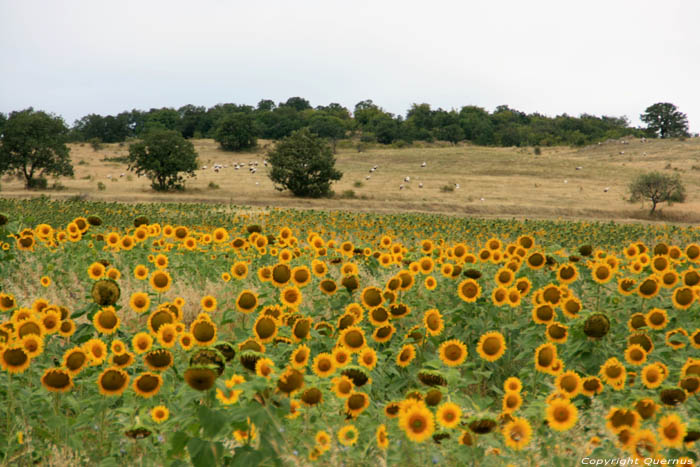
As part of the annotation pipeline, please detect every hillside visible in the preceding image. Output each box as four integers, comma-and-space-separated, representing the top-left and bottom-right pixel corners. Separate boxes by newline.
2, 137, 699, 223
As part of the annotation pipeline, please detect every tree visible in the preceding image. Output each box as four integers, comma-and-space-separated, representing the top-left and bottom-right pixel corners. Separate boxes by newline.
640, 103, 689, 139
267, 128, 342, 197
308, 114, 346, 152
214, 113, 257, 151
0, 109, 73, 188
127, 129, 198, 191
628, 171, 686, 215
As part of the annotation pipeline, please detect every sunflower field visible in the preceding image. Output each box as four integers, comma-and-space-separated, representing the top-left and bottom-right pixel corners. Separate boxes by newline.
0, 198, 699, 466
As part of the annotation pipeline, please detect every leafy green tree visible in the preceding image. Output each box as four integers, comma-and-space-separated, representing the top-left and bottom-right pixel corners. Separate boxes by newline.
281, 97, 311, 112
0, 112, 7, 137
214, 113, 257, 151
640, 103, 689, 138
629, 171, 686, 214
435, 123, 465, 144
267, 128, 342, 197
0, 109, 73, 188
127, 129, 198, 191
308, 114, 346, 152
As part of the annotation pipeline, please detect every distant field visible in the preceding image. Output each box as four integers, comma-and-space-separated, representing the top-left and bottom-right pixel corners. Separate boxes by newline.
2, 137, 700, 223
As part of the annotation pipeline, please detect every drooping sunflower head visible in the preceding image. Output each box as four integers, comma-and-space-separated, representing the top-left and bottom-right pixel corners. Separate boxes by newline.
91, 280, 121, 306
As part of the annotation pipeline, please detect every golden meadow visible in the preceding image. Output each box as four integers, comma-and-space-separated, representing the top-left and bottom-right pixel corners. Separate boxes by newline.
0, 198, 699, 466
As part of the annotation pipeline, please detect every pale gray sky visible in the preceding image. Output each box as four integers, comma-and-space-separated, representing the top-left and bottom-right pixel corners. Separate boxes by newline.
1, 0, 699, 131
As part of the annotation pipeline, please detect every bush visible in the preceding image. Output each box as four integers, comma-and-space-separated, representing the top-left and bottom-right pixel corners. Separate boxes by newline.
534, 146, 541, 155
353, 181, 364, 188
127, 129, 198, 191
208, 182, 220, 190
628, 171, 686, 214
440, 184, 455, 193
89, 138, 104, 151
267, 128, 342, 198
214, 113, 257, 151
27, 177, 48, 190
97, 182, 106, 191
339, 190, 357, 199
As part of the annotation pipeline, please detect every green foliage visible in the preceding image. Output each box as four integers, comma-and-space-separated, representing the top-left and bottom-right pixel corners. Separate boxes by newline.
308, 114, 346, 152
97, 182, 106, 191
0, 109, 73, 188
127, 129, 198, 191
214, 113, 257, 151
267, 128, 342, 198
640, 102, 689, 139
628, 171, 686, 214
89, 138, 104, 151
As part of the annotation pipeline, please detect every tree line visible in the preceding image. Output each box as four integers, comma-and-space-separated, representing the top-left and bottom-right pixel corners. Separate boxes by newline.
2, 98, 689, 150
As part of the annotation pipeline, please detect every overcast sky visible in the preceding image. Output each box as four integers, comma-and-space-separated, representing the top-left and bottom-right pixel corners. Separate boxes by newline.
1, 0, 699, 131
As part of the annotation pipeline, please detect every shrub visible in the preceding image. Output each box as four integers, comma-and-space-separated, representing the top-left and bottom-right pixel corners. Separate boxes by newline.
440, 184, 455, 193
127, 129, 198, 191
353, 181, 364, 188
89, 138, 104, 151
268, 128, 342, 198
97, 182, 106, 191
534, 146, 541, 155
27, 177, 48, 190
208, 182, 220, 190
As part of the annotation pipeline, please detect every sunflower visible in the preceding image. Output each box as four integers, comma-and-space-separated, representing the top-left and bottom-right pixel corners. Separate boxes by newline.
253, 315, 278, 343
631, 429, 658, 461
337, 424, 358, 447
184, 366, 219, 391
88, 262, 106, 280
84, 338, 108, 366
93, 306, 120, 335
190, 318, 217, 346
21, 334, 44, 358
672, 286, 695, 310
132, 332, 153, 355
581, 376, 604, 397
396, 344, 416, 367
40, 368, 73, 393
638, 276, 660, 298
290, 344, 311, 369
476, 331, 506, 362
149, 270, 172, 293
399, 402, 434, 443
645, 308, 668, 330
97, 367, 130, 396
655, 413, 686, 448
312, 352, 335, 378
502, 391, 523, 414
503, 376, 522, 393
502, 417, 532, 451
292, 318, 312, 342
665, 328, 688, 349
1, 346, 31, 373
360, 287, 384, 309
599, 357, 626, 388
555, 371, 582, 398
280, 286, 303, 308
546, 399, 578, 431
534, 343, 557, 373
345, 391, 370, 418
62, 347, 89, 375
374, 424, 389, 450
255, 358, 275, 378
129, 292, 150, 314
133, 372, 163, 398
331, 346, 352, 368
436, 402, 462, 429
624, 344, 647, 366
457, 279, 481, 303
532, 304, 555, 325
236, 290, 258, 314
156, 323, 178, 348
151, 405, 169, 423
338, 326, 366, 353
144, 349, 174, 372
635, 399, 657, 420
437, 339, 468, 367
110, 351, 134, 368
423, 309, 444, 336
331, 375, 354, 398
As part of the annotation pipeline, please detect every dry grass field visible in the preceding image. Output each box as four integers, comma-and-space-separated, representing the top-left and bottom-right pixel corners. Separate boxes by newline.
2, 137, 700, 222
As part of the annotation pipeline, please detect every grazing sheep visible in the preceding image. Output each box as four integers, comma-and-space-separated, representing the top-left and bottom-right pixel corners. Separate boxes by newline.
421, 162, 427, 168
418, 183, 423, 188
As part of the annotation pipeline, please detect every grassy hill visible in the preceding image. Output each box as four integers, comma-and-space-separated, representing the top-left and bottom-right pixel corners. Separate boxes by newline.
2, 137, 699, 223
